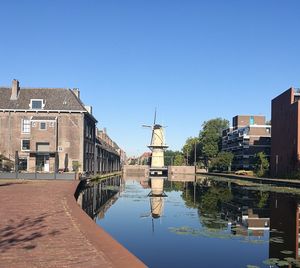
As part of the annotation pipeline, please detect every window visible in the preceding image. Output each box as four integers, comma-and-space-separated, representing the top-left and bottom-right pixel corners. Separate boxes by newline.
30, 99, 44, 109
22, 119, 31, 133
40, 122, 46, 130
19, 158, 28, 171
36, 142, 50, 152
21, 140, 30, 151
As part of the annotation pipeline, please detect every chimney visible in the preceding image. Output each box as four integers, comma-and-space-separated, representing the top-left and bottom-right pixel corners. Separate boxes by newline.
10, 79, 20, 100
84, 105, 92, 114
73, 88, 80, 99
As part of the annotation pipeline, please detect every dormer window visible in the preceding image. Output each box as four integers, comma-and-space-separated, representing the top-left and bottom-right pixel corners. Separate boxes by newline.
30, 99, 44, 109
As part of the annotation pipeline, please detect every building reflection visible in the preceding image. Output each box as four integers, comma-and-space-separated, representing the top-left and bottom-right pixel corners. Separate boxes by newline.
269, 193, 300, 261
77, 175, 123, 221
123, 172, 150, 189
219, 183, 270, 237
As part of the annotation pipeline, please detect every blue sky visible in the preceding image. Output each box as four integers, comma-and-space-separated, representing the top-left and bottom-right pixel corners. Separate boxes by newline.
1, 0, 300, 156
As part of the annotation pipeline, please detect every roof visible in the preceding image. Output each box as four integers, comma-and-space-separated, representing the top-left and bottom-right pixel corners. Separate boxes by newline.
0, 87, 86, 111
96, 138, 120, 155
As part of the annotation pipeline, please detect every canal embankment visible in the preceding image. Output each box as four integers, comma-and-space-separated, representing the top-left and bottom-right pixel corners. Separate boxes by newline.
199, 172, 300, 188
0, 179, 145, 268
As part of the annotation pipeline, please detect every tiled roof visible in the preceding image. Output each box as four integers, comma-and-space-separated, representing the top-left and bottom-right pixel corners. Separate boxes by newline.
0, 87, 86, 111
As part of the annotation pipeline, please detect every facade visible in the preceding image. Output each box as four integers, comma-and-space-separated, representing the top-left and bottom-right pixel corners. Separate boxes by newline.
0, 80, 122, 174
222, 115, 271, 170
270, 88, 300, 177
95, 129, 121, 174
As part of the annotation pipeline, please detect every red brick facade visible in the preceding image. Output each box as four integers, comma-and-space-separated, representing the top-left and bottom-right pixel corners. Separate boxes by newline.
271, 88, 300, 177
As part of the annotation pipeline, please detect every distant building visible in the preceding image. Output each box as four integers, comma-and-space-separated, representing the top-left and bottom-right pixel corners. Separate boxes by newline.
270, 88, 300, 177
138, 152, 152, 165
222, 115, 271, 171
95, 128, 121, 174
0, 80, 96, 173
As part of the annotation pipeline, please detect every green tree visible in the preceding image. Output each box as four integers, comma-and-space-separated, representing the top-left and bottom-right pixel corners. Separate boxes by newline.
164, 150, 182, 166
199, 118, 229, 167
182, 137, 202, 165
199, 187, 233, 229
210, 152, 234, 172
253, 152, 269, 177
173, 154, 185, 166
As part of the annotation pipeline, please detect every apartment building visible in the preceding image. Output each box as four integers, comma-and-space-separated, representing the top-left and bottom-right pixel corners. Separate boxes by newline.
271, 88, 300, 177
222, 115, 271, 170
0, 80, 96, 173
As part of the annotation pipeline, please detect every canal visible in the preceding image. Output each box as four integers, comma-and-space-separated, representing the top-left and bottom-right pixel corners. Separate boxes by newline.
78, 175, 300, 268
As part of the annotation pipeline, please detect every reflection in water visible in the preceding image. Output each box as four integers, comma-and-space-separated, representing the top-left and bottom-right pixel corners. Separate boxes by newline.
77, 175, 123, 220
148, 178, 167, 219
269, 194, 300, 262
79, 174, 300, 267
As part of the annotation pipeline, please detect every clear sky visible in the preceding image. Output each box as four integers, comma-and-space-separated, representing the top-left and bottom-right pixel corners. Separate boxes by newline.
1, 0, 300, 156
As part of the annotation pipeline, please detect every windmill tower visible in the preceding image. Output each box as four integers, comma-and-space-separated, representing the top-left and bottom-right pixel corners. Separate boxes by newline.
143, 110, 168, 176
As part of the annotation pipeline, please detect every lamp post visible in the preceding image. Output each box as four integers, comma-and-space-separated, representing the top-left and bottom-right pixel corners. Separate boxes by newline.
194, 141, 197, 173
194, 141, 197, 167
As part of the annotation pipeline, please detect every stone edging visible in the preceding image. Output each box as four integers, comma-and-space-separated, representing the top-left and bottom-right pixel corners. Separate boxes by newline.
66, 181, 146, 267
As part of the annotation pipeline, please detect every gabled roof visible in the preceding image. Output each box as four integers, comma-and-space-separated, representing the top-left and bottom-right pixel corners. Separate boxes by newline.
0, 87, 86, 111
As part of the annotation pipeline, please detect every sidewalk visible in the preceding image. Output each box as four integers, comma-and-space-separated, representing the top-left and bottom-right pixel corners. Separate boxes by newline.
199, 172, 300, 188
0, 180, 145, 268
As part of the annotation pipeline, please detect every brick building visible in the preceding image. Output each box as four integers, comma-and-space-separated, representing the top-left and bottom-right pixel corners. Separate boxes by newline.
222, 115, 271, 170
0, 80, 96, 173
270, 88, 300, 177
95, 129, 121, 174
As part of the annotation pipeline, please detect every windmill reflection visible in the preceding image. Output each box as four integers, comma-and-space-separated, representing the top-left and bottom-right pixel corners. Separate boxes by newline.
148, 177, 167, 219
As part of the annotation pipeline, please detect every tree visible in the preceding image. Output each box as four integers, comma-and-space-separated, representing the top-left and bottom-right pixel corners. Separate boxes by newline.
199, 118, 229, 167
253, 152, 269, 177
210, 152, 234, 171
164, 150, 182, 166
182, 137, 200, 165
173, 154, 185, 166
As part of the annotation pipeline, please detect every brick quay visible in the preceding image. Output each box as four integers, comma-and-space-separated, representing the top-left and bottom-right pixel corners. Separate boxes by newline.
0, 179, 145, 268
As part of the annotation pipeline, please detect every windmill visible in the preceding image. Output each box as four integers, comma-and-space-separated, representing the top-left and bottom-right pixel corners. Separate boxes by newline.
143, 109, 168, 176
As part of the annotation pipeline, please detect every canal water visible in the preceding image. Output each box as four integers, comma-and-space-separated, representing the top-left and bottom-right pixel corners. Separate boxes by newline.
78, 175, 300, 268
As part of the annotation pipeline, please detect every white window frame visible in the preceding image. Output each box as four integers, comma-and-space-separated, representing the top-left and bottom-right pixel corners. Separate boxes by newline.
39, 122, 47, 130
30, 99, 44, 110
21, 119, 31, 134
21, 139, 30, 151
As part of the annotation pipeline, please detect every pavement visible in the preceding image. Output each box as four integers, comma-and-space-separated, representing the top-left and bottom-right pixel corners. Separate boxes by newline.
199, 172, 300, 188
0, 179, 145, 268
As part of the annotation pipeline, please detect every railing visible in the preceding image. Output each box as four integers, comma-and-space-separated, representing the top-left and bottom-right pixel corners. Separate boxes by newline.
0, 171, 75, 180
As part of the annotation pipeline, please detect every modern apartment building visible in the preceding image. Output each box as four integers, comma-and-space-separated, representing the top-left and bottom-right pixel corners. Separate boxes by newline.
270, 88, 300, 177
222, 115, 271, 170
0, 79, 97, 173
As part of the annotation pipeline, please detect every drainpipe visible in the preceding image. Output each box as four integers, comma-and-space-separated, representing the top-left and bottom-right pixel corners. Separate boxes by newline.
94, 141, 97, 176
8, 111, 11, 160
54, 117, 58, 179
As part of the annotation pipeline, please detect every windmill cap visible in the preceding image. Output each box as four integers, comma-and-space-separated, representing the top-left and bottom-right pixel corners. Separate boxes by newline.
153, 124, 162, 129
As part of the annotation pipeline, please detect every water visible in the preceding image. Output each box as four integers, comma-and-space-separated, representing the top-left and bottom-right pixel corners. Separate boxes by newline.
78, 176, 300, 268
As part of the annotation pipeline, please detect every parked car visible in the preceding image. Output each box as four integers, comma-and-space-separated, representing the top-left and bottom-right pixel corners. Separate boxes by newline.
235, 170, 254, 176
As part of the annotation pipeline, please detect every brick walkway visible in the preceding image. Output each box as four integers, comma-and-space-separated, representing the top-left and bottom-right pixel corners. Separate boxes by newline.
0, 180, 145, 268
